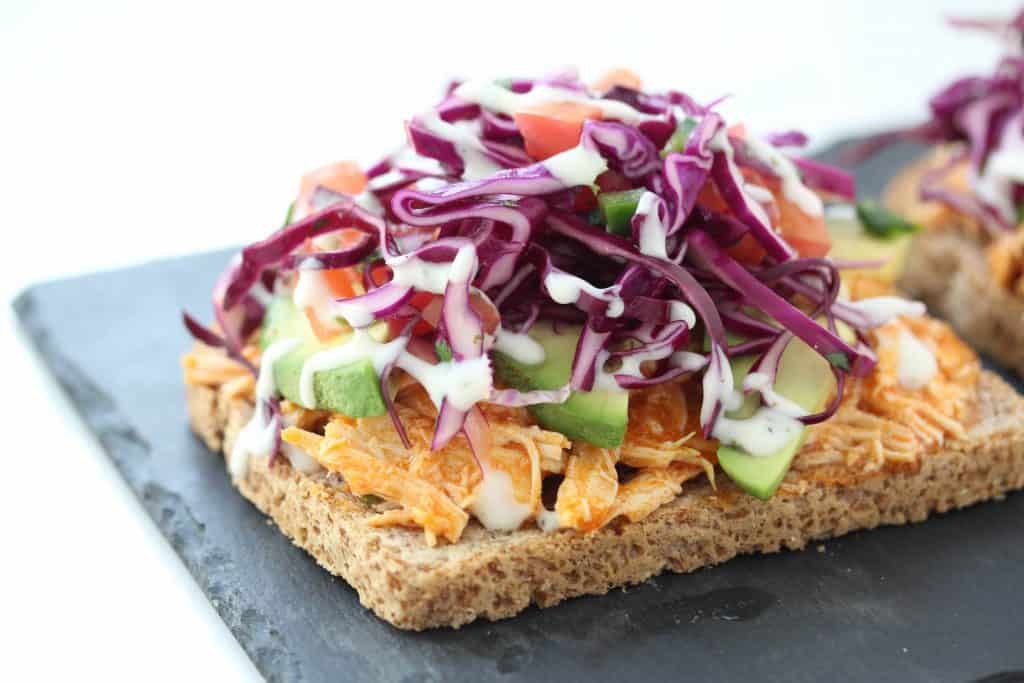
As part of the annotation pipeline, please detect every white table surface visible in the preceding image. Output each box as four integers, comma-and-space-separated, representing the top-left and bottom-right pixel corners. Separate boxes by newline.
1, 0, 1017, 679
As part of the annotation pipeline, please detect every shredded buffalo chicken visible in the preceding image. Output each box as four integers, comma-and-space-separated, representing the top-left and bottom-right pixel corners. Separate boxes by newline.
184, 303, 979, 545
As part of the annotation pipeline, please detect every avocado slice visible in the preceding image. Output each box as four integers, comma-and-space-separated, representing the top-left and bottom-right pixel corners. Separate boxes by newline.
826, 213, 912, 285
492, 322, 629, 448
260, 296, 388, 417
717, 337, 835, 500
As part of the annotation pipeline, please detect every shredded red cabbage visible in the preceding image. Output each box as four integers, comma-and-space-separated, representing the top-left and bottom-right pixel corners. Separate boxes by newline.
186, 69, 881, 448
846, 12, 1024, 232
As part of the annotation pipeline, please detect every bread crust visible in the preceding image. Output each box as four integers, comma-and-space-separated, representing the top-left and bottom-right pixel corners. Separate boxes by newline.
899, 231, 1024, 376
186, 371, 1024, 630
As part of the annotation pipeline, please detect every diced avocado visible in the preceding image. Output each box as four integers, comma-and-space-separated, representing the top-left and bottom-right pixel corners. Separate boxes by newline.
260, 296, 387, 417
492, 322, 629, 448
598, 188, 645, 237
827, 213, 912, 285
717, 337, 835, 500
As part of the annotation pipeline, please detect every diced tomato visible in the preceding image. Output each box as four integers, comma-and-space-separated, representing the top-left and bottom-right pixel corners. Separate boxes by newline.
776, 197, 831, 258
303, 267, 362, 342
294, 161, 368, 220
369, 263, 391, 287
725, 233, 767, 265
596, 170, 632, 193
697, 180, 766, 265
591, 68, 643, 93
513, 101, 603, 161
727, 123, 748, 140
574, 186, 598, 212
469, 292, 501, 336
317, 230, 366, 300
697, 180, 729, 213
410, 291, 436, 310
696, 168, 829, 261
321, 268, 359, 298
305, 307, 340, 342
299, 160, 367, 198
302, 229, 369, 341
411, 293, 441, 336
747, 171, 831, 259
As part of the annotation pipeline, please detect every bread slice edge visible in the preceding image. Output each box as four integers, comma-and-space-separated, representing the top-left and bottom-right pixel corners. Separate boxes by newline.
186, 371, 1024, 630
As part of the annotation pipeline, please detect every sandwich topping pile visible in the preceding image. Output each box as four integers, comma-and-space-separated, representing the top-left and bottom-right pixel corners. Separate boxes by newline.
857, 10, 1024, 295
184, 69, 977, 545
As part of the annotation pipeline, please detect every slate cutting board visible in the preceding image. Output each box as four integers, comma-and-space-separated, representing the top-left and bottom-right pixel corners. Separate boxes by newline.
13, 140, 1024, 683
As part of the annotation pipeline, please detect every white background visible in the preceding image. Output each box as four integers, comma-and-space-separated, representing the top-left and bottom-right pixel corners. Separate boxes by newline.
1, 0, 1017, 679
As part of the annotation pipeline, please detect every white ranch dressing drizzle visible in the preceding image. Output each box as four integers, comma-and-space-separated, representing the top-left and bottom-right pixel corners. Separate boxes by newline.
367, 169, 407, 191
295, 263, 377, 330
709, 131, 775, 229
973, 111, 1024, 224
228, 339, 300, 479
395, 354, 493, 411
248, 281, 275, 308
353, 189, 383, 214
669, 301, 697, 328
741, 133, 824, 217
419, 111, 503, 180
293, 242, 491, 415
453, 80, 656, 125
635, 191, 669, 259
701, 346, 737, 429
391, 146, 447, 176
386, 242, 477, 295
536, 508, 561, 532
846, 296, 926, 327
293, 262, 346, 334
281, 442, 321, 475
542, 142, 609, 187
469, 463, 533, 531
711, 406, 805, 457
591, 298, 698, 390
742, 371, 806, 417
543, 270, 624, 317
413, 176, 448, 192
896, 330, 938, 390
299, 331, 407, 409
593, 345, 675, 392
494, 327, 546, 365
671, 350, 709, 372
744, 183, 774, 203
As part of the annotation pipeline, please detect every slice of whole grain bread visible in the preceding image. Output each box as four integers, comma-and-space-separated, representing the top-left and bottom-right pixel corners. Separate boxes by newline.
186, 372, 1024, 630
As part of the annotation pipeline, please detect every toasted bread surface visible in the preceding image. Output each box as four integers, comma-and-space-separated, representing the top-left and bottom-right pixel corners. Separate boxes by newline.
186, 370, 1024, 630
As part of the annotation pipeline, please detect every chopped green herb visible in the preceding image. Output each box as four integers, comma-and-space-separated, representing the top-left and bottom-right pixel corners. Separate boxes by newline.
361, 494, 384, 505
825, 352, 850, 371
282, 201, 295, 227
856, 200, 919, 239
435, 339, 453, 362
